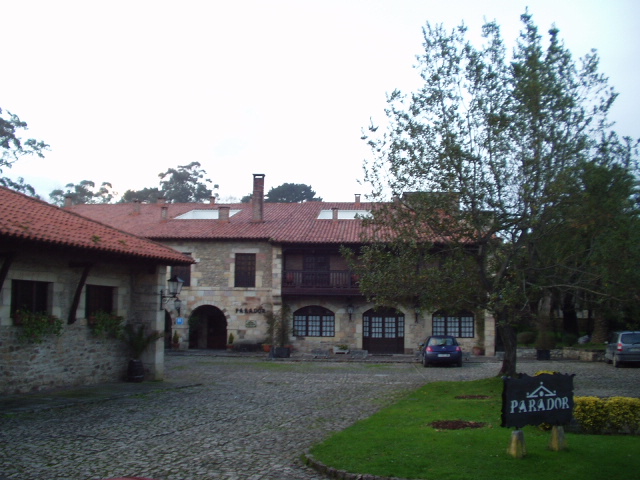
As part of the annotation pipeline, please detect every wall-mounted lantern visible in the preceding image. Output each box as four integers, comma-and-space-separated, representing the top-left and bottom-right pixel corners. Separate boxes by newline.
160, 275, 184, 311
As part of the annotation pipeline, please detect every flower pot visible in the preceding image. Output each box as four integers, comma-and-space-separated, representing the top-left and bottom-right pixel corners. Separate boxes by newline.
273, 346, 291, 358
262, 344, 272, 353
536, 349, 551, 361
472, 346, 485, 356
127, 359, 145, 382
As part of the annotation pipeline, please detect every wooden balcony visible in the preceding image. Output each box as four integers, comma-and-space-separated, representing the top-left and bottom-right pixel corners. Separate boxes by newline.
281, 270, 361, 296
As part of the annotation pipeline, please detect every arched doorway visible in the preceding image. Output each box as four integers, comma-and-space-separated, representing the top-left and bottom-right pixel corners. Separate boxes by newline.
188, 305, 227, 349
362, 307, 405, 354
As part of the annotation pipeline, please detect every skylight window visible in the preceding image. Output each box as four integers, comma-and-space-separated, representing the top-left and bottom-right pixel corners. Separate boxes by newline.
317, 210, 371, 220
175, 209, 241, 220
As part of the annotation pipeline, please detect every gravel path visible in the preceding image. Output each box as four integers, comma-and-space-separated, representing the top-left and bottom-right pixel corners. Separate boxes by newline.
1, 355, 638, 480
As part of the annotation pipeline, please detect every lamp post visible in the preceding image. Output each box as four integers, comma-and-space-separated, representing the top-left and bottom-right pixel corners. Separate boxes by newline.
160, 275, 184, 311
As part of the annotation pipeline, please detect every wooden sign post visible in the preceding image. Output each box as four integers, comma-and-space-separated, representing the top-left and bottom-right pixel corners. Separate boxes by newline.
502, 373, 574, 457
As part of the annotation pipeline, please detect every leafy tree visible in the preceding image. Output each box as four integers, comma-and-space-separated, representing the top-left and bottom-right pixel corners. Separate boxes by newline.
158, 162, 212, 203
355, 14, 638, 375
50, 180, 116, 206
0, 107, 48, 195
118, 187, 162, 204
264, 183, 322, 203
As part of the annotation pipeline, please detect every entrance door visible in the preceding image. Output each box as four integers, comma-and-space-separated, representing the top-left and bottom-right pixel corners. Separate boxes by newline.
362, 308, 405, 354
188, 305, 227, 349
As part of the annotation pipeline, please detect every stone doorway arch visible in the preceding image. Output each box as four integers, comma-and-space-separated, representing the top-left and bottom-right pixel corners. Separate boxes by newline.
188, 305, 227, 349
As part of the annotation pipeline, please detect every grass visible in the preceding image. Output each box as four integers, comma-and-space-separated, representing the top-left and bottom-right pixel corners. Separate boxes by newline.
309, 377, 640, 480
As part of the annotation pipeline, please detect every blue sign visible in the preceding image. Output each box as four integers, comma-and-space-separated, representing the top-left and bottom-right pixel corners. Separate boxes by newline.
176, 317, 184, 325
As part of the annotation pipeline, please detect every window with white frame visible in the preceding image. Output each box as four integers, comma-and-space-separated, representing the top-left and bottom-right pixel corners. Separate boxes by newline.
293, 306, 335, 337
432, 311, 474, 337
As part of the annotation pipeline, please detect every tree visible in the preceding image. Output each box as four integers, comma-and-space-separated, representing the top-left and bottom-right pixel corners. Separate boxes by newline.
0, 107, 48, 195
356, 13, 639, 376
158, 162, 212, 203
118, 187, 162, 204
264, 183, 322, 203
50, 180, 116, 206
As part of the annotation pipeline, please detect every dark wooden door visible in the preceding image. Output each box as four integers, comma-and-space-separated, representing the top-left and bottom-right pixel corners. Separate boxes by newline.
362, 308, 405, 354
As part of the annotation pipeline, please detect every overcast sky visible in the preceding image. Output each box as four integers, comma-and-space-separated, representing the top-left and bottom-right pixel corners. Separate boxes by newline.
2, 0, 639, 202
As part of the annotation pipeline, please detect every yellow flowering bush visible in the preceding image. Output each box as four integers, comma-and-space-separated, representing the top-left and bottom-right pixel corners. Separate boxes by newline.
573, 396, 640, 435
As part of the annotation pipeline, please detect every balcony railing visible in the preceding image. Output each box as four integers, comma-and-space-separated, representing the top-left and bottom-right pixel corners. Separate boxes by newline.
282, 270, 360, 294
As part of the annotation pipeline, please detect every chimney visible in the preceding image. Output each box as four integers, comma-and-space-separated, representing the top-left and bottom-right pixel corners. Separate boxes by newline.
64, 195, 73, 208
161, 206, 168, 220
157, 197, 166, 205
332, 207, 339, 221
219, 206, 230, 222
355, 194, 361, 206
210, 195, 217, 204
133, 199, 141, 213
251, 174, 265, 223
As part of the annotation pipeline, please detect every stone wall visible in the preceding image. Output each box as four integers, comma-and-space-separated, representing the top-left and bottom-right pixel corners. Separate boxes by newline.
0, 246, 167, 394
0, 322, 127, 394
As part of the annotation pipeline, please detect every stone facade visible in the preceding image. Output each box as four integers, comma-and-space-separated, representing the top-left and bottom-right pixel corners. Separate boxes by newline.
161, 239, 493, 356
0, 247, 167, 394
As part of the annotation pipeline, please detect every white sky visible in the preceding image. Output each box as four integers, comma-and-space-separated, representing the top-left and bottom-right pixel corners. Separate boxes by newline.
2, 0, 639, 202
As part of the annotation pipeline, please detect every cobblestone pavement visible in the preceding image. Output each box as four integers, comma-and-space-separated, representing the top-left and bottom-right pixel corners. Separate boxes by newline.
1, 354, 639, 480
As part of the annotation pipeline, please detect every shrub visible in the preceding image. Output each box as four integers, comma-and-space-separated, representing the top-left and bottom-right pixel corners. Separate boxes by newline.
14, 310, 63, 343
89, 311, 124, 339
562, 333, 578, 346
517, 331, 536, 345
573, 396, 640, 435
535, 331, 557, 350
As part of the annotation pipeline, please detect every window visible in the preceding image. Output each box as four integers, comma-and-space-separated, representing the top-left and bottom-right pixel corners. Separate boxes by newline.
432, 311, 474, 338
11, 280, 50, 316
85, 285, 116, 318
293, 306, 335, 337
234, 253, 256, 288
171, 253, 192, 287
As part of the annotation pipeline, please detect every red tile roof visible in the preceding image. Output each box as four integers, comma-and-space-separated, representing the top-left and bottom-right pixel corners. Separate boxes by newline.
69, 201, 375, 244
0, 187, 193, 264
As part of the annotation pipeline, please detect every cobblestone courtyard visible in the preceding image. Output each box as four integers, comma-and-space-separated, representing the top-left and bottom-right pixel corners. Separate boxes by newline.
1, 354, 639, 480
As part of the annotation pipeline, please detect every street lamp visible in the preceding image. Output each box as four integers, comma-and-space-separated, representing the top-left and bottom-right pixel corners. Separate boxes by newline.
160, 275, 184, 311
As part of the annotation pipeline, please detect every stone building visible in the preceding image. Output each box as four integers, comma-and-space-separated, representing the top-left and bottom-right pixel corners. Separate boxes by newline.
69, 174, 496, 357
0, 187, 193, 394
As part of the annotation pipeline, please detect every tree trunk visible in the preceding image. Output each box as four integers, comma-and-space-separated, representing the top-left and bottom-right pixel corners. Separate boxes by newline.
498, 320, 517, 376
591, 309, 608, 344
562, 293, 579, 337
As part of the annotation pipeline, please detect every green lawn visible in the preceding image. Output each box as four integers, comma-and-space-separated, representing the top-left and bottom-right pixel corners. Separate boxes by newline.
309, 377, 640, 480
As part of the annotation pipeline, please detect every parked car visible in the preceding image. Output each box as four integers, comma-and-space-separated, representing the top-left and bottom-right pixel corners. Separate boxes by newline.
419, 335, 462, 367
605, 331, 640, 367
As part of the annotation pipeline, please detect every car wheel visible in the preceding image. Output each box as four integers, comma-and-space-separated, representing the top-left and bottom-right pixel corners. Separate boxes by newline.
422, 356, 429, 368
613, 356, 622, 368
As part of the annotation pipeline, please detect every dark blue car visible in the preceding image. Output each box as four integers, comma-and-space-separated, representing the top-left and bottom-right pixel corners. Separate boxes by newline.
420, 335, 463, 367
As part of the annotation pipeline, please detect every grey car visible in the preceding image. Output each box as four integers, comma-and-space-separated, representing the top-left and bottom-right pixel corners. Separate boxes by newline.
604, 331, 640, 367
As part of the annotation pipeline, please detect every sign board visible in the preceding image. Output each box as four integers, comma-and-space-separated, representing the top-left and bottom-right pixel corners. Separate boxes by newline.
176, 317, 184, 325
245, 320, 257, 328
502, 373, 574, 429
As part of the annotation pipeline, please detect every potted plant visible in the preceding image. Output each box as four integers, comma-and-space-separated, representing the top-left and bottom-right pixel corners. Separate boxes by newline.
227, 332, 235, 351
172, 330, 180, 349
14, 310, 63, 343
333, 344, 350, 354
265, 304, 292, 358
535, 330, 556, 361
123, 323, 164, 382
